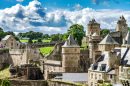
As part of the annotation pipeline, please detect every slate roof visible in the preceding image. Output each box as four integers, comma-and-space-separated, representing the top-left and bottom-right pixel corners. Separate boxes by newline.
99, 34, 119, 45
92, 32, 99, 36
62, 34, 79, 47
2, 35, 12, 41
125, 31, 130, 44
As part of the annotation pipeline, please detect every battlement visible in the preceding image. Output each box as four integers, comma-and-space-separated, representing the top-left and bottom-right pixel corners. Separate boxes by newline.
9, 49, 26, 54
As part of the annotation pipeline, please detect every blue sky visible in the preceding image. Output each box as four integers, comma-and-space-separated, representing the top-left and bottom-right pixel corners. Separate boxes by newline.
0, 0, 130, 35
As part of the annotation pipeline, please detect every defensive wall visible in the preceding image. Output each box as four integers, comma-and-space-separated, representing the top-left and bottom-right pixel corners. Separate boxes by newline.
0, 79, 83, 86
30, 41, 65, 48
0, 49, 9, 69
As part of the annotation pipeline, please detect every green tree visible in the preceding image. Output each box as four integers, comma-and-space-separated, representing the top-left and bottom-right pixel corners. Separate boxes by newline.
50, 34, 59, 42
100, 29, 110, 35
43, 34, 49, 39
37, 38, 42, 42
0, 27, 4, 41
1, 78, 11, 86
66, 24, 85, 46
6, 31, 15, 36
128, 27, 130, 31
28, 38, 33, 44
14, 36, 20, 41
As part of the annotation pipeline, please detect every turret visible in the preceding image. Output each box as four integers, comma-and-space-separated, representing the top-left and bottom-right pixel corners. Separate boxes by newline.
62, 34, 80, 72
116, 15, 128, 44
87, 18, 100, 37
98, 34, 119, 52
89, 32, 100, 59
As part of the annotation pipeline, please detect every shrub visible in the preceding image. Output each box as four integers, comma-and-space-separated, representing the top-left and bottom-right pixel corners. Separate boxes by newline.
1, 78, 11, 86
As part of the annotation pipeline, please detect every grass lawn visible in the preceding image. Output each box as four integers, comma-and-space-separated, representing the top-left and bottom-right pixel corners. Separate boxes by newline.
39, 46, 54, 56
20, 39, 51, 43
0, 65, 10, 79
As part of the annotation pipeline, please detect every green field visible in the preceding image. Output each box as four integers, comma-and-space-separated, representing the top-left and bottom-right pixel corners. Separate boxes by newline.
39, 46, 54, 56
20, 39, 51, 43
0, 65, 10, 79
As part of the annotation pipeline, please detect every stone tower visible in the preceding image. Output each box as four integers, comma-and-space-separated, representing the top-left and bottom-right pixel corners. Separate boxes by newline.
98, 34, 119, 52
116, 15, 128, 44
89, 32, 100, 60
87, 18, 100, 37
62, 34, 80, 72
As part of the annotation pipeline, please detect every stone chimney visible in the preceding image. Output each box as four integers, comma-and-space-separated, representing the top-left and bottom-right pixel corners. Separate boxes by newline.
93, 50, 102, 63
108, 51, 117, 68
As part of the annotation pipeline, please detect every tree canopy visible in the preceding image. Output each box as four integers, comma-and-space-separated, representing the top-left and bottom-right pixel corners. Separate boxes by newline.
128, 27, 130, 31
100, 29, 110, 35
65, 24, 86, 46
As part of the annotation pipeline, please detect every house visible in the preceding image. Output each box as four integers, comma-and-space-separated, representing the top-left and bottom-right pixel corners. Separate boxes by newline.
0, 35, 20, 49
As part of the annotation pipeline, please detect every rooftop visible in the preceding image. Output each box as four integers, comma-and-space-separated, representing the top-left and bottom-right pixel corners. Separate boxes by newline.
99, 34, 119, 45
62, 34, 79, 47
2, 35, 12, 41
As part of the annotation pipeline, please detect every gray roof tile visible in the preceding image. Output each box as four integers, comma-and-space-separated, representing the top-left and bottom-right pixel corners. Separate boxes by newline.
99, 34, 119, 45
62, 34, 79, 47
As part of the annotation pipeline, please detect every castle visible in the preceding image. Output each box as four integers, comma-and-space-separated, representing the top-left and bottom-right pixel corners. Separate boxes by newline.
0, 15, 130, 86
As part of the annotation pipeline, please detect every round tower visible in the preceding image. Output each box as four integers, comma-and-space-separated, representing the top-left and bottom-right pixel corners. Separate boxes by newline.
116, 15, 128, 44
62, 34, 80, 73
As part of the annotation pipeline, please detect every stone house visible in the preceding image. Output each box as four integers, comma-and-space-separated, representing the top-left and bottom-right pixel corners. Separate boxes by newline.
0, 35, 20, 49
88, 34, 121, 86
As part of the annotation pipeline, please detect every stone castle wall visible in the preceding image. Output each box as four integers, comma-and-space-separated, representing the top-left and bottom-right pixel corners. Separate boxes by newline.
0, 79, 83, 86
43, 60, 63, 80
0, 79, 47, 86
8, 49, 27, 66
0, 49, 9, 69
8, 47, 41, 66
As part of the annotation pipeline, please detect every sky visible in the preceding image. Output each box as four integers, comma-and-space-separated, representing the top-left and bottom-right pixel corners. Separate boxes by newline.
0, 0, 130, 35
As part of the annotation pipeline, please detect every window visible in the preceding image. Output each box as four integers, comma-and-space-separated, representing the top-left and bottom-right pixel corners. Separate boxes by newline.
110, 75, 112, 79
11, 39, 13, 41
91, 73, 93, 79
99, 74, 101, 79
95, 83, 97, 86
91, 82, 93, 86
121, 66, 123, 72
11, 43, 13, 46
95, 74, 97, 79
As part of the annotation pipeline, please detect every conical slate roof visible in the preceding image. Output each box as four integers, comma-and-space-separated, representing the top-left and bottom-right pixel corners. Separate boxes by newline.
99, 34, 119, 45
125, 31, 130, 44
62, 34, 80, 47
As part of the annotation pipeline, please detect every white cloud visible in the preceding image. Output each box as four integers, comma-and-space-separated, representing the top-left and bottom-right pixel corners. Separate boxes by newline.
16, 0, 24, 2
73, 4, 83, 11
0, 0, 130, 35
103, 1, 110, 7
